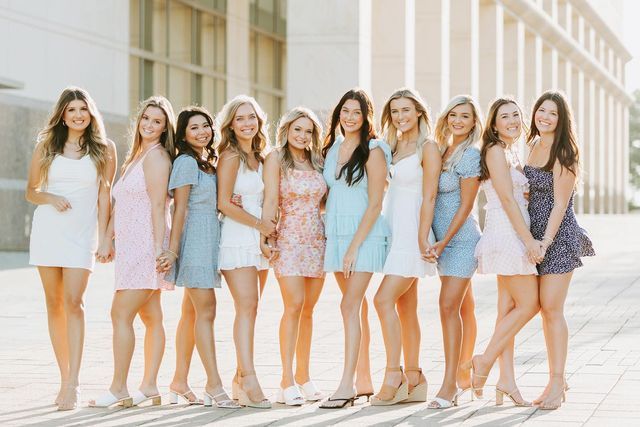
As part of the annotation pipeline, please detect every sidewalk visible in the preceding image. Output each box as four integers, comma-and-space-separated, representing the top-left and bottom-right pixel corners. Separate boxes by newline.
0, 214, 638, 426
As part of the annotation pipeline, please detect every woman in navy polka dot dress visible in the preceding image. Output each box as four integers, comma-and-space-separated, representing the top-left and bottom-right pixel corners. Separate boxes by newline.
523, 91, 594, 410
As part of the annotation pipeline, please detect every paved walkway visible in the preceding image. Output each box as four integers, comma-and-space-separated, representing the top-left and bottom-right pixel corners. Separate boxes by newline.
0, 214, 638, 426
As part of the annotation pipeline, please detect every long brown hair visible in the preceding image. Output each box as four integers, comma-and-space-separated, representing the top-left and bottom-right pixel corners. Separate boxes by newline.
36, 87, 110, 187
175, 106, 217, 173
526, 90, 579, 175
322, 88, 377, 185
122, 96, 176, 173
479, 97, 526, 181
275, 107, 324, 175
215, 95, 268, 168
380, 88, 432, 161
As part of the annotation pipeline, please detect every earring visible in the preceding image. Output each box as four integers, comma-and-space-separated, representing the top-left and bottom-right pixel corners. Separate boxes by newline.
62, 121, 67, 127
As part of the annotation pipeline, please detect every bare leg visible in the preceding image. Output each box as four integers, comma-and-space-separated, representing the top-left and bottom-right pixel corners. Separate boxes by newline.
294, 277, 324, 385
322, 272, 372, 407
38, 267, 69, 405
169, 292, 199, 402
374, 275, 415, 391
457, 285, 476, 390
223, 267, 265, 402
429, 276, 470, 405
496, 277, 518, 394
470, 275, 539, 394
138, 290, 165, 397
397, 281, 422, 388
57, 268, 90, 409
278, 276, 305, 388
97, 289, 153, 401
535, 272, 572, 408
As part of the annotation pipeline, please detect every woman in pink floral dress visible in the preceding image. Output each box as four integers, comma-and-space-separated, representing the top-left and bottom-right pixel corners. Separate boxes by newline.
262, 107, 327, 406
89, 96, 175, 408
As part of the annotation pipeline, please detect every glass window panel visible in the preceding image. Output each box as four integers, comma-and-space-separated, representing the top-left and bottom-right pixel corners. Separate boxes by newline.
153, 62, 168, 97
129, 56, 141, 113
257, 0, 275, 32
169, 3, 192, 62
215, 79, 226, 113
201, 13, 215, 69
277, 0, 286, 36
257, 35, 275, 87
215, 16, 226, 72
249, 32, 257, 83
130, 0, 141, 48
143, 59, 154, 99
169, 67, 192, 111
203, 77, 216, 112
151, 0, 167, 55
192, 74, 203, 105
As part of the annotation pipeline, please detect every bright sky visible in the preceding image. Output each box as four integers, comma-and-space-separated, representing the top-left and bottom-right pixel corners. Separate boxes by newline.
623, 0, 640, 92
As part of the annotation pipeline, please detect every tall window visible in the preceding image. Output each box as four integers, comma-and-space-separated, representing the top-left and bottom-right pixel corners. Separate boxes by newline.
250, 0, 286, 127
129, 0, 227, 114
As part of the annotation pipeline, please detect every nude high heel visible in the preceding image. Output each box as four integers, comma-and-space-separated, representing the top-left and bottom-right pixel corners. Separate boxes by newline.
404, 367, 428, 403
370, 367, 409, 406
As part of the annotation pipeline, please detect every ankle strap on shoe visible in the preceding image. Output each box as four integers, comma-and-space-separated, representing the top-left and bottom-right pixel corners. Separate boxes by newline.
385, 366, 403, 373
240, 370, 256, 377
405, 367, 422, 374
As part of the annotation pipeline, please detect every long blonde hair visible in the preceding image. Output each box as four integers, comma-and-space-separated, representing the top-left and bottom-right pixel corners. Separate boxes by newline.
380, 88, 432, 161
215, 95, 268, 168
122, 96, 176, 173
275, 107, 323, 174
434, 95, 483, 171
36, 86, 110, 188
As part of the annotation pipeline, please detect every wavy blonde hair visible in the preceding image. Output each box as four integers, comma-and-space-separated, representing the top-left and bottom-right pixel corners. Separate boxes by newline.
36, 87, 110, 188
122, 96, 176, 173
275, 107, 323, 175
380, 88, 433, 161
215, 95, 268, 168
434, 95, 483, 171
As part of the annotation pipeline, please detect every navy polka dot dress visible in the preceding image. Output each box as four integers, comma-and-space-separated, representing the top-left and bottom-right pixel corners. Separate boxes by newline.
524, 165, 595, 275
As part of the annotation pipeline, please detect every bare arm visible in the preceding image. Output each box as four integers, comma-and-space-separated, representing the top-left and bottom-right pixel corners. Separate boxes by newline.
342, 148, 387, 277
25, 142, 71, 211
97, 141, 117, 246
260, 152, 280, 259
217, 151, 275, 237
143, 149, 172, 256
418, 142, 441, 258
542, 161, 577, 249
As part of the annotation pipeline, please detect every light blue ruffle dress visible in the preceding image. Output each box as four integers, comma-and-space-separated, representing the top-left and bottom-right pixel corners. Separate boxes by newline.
166, 154, 221, 288
323, 137, 392, 273
432, 146, 482, 278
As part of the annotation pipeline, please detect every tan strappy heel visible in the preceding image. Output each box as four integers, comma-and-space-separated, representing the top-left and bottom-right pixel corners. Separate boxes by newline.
404, 367, 428, 402
537, 373, 567, 410
461, 356, 488, 398
370, 367, 409, 406
495, 386, 532, 407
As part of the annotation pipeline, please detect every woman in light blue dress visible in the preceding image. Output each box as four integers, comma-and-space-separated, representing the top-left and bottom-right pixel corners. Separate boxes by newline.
319, 88, 391, 409
158, 106, 238, 409
427, 95, 483, 409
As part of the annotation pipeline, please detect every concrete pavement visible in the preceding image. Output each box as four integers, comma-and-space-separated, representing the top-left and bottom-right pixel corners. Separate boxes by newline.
0, 214, 638, 426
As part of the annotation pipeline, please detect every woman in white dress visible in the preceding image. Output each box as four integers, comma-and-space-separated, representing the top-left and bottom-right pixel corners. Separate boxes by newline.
216, 95, 275, 409
26, 87, 117, 410
371, 88, 440, 406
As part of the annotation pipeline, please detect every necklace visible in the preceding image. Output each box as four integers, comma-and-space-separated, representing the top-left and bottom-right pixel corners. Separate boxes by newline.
292, 155, 308, 164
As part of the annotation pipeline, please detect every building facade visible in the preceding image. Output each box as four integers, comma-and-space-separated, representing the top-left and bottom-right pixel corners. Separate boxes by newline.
0, 0, 631, 250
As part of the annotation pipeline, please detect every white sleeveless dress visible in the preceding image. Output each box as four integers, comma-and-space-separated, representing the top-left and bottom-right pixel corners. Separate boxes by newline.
218, 163, 269, 271
29, 155, 99, 271
382, 153, 436, 278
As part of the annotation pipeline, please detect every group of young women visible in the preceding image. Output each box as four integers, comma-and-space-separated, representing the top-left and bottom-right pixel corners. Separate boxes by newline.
26, 85, 594, 413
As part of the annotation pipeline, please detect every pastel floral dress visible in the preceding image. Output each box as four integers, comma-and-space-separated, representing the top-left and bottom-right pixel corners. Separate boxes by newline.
112, 144, 173, 291
272, 168, 327, 278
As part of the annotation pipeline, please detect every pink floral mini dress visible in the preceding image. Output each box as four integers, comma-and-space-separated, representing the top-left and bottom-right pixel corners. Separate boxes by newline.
112, 144, 173, 291
272, 169, 327, 278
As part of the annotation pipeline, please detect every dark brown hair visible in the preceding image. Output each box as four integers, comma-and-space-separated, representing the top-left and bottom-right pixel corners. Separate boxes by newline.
479, 97, 525, 181
175, 106, 217, 173
526, 90, 579, 176
322, 88, 377, 185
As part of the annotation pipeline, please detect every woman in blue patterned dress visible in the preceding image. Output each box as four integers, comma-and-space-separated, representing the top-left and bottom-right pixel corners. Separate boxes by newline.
319, 88, 391, 409
523, 91, 594, 409
157, 107, 239, 409
427, 95, 483, 409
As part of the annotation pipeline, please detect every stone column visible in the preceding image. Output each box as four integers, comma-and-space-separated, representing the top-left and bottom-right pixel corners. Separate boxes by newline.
226, 0, 251, 97
449, 0, 479, 100
478, 1, 503, 111
503, 16, 525, 105
372, 0, 415, 114
285, 0, 372, 112
584, 78, 595, 213
524, 30, 542, 111
415, 0, 449, 112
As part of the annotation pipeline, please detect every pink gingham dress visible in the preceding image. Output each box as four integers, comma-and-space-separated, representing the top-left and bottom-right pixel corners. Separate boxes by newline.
112, 144, 173, 291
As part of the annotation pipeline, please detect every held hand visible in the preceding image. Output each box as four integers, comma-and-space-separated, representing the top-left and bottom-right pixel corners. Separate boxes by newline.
256, 218, 277, 238
230, 193, 243, 208
260, 239, 279, 262
50, 195, 72, 212
342, 247, 358, 278
525, 238, 544, 264
156, 250, 177, 273
425, 241, 445, 263
419, 240, 435, 263
96, 240, 114, 263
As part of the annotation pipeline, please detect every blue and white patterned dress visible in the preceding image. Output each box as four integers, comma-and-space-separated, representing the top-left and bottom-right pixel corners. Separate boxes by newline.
432, 146, 482, 278
166, 154, 221, 288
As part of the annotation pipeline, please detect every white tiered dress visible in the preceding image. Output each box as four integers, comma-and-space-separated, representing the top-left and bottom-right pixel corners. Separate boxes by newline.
218, 163, 269, 271
29, 155, 99, 271
382, 153, 436, 278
